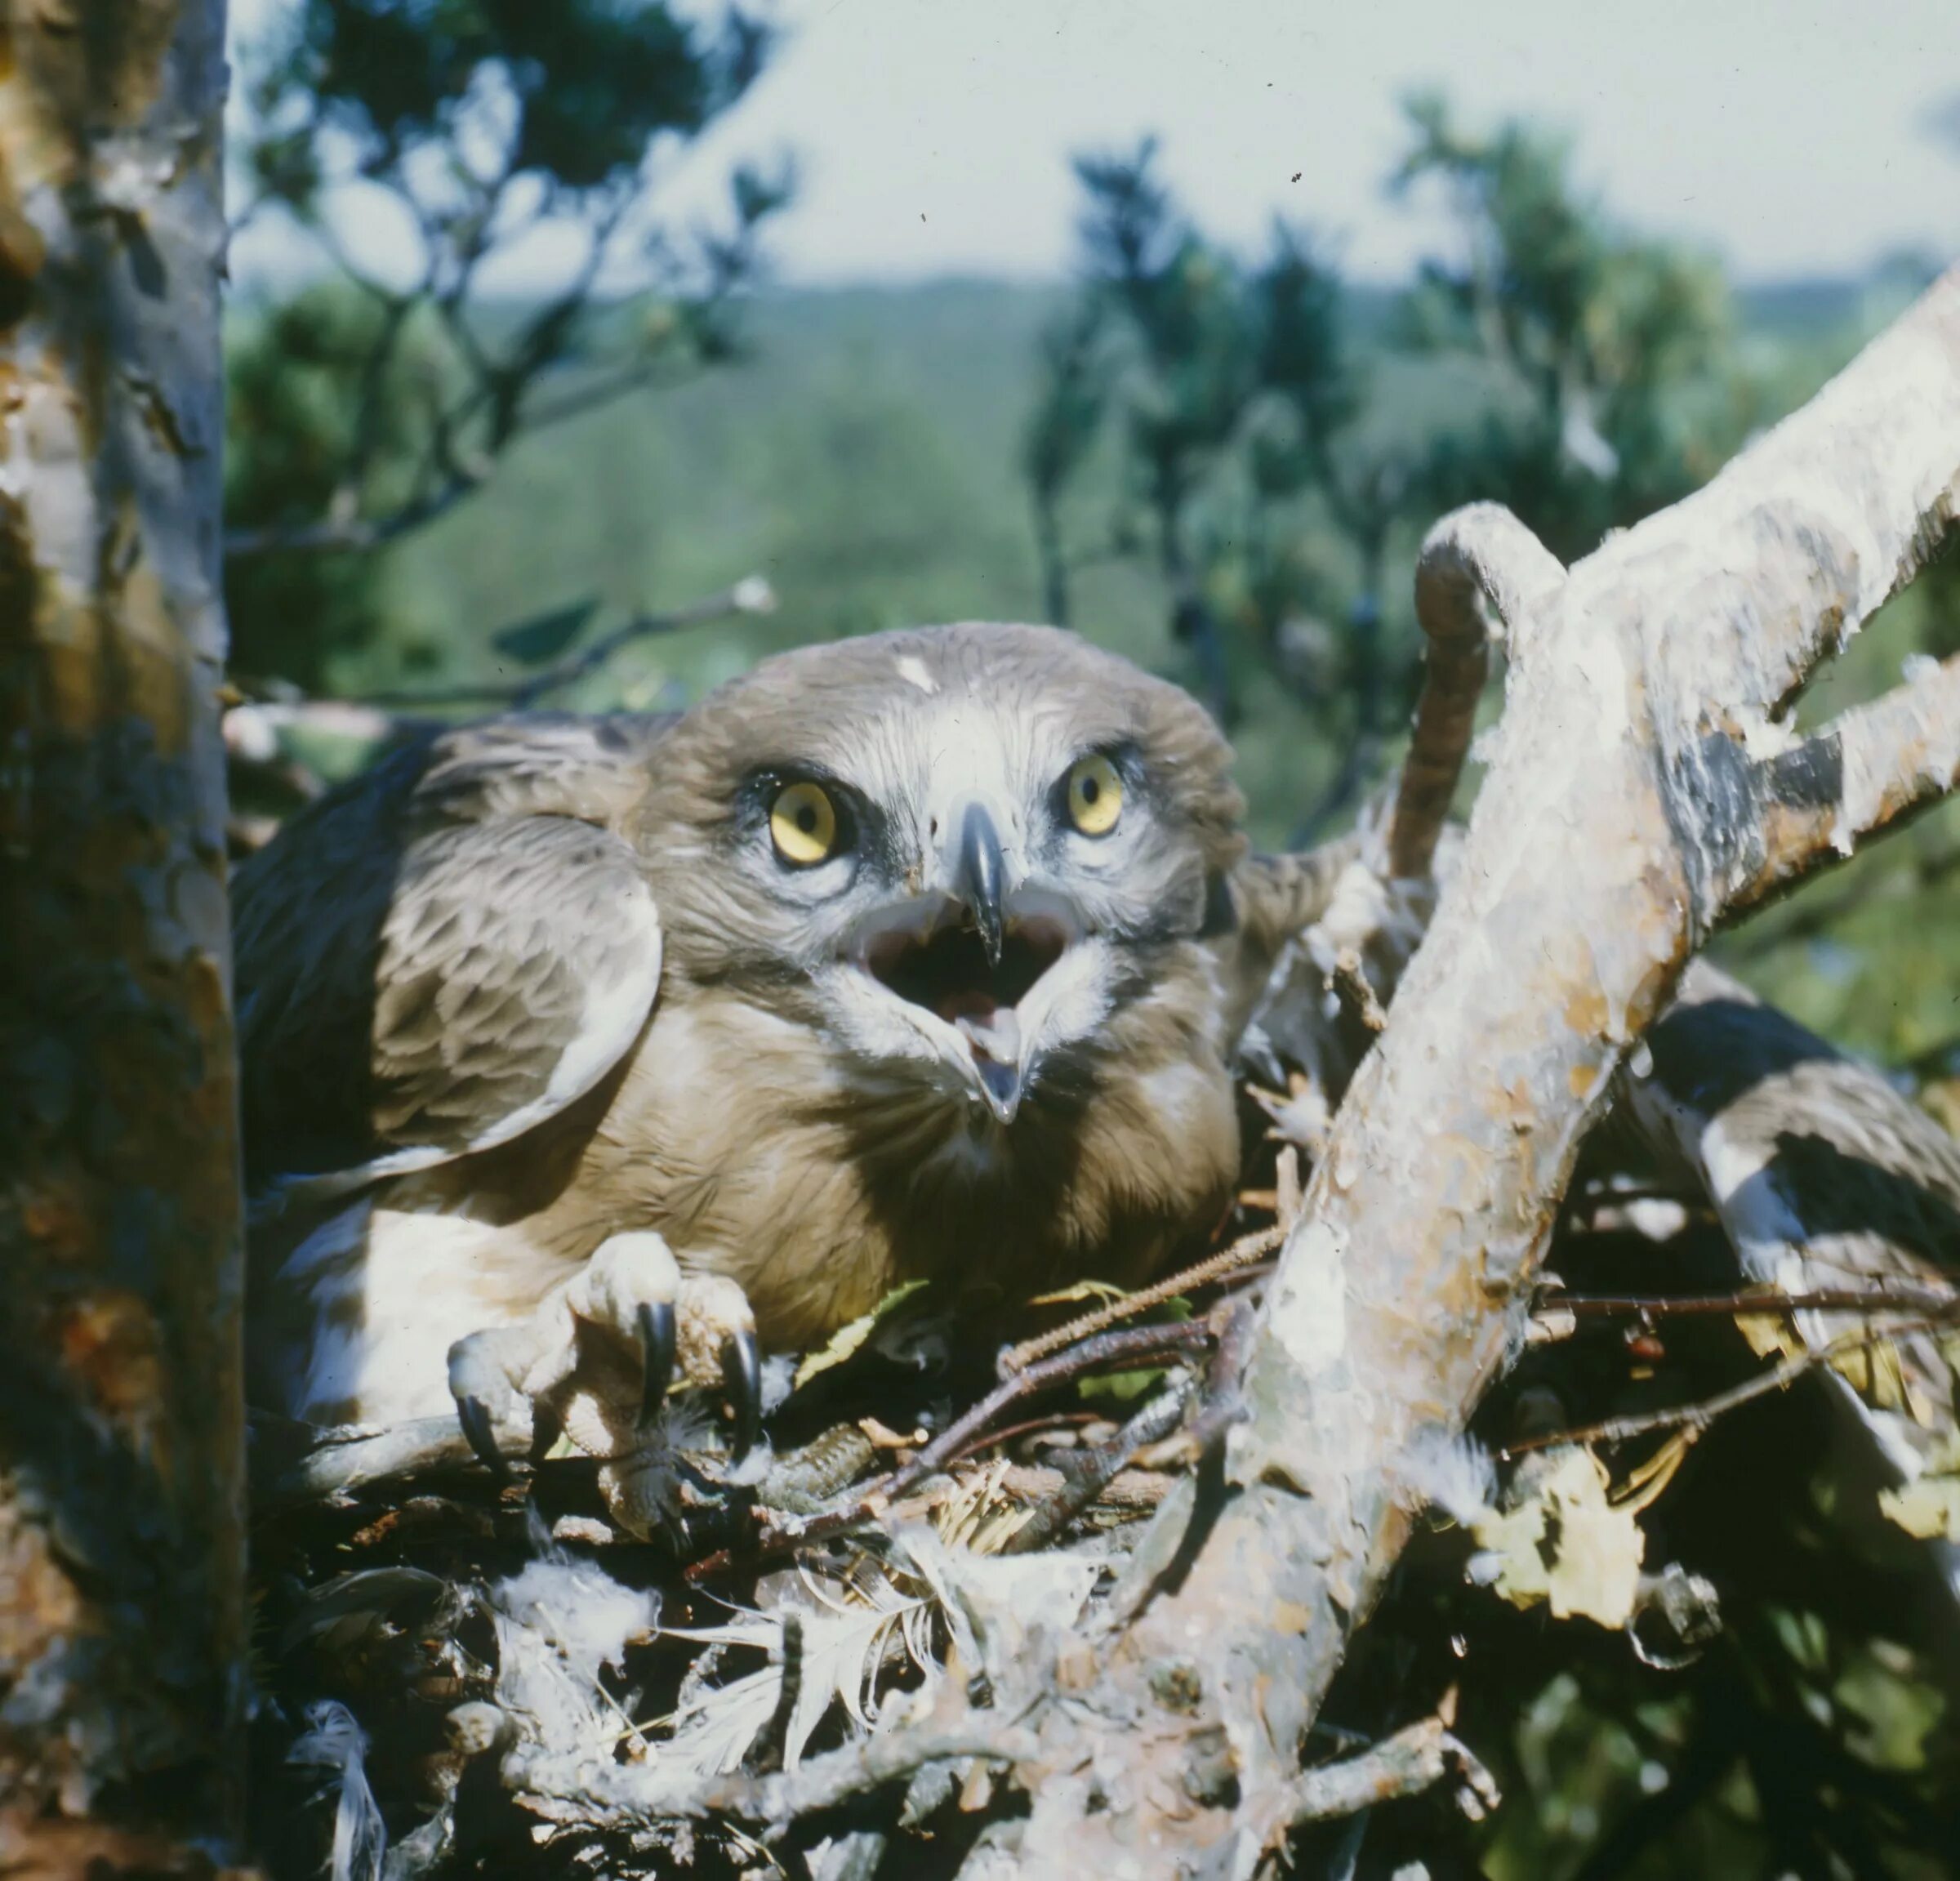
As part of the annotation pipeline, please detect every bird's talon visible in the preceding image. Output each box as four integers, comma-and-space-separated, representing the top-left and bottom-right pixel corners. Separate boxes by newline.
721, 1326, 764, 1462
637, 1299, 678, 1429
457, 1394, 510, 1482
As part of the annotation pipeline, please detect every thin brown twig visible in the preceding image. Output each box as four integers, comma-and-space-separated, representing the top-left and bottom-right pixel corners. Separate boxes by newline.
883, 1321, 1213, 1503
996, 1224, 1284, 1376
1000, 1377, 1195, 1555
1503, 1315, 1949, 1458
684, 1320, 1216, 1582
1536, 1285, 1960, 1323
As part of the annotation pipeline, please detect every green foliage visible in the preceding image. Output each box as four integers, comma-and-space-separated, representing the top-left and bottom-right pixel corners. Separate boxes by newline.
223, 285, 455, 684
226, 0, 788, 689
244, 0, 769, 208
1031, 140, 1388, 737
1392, 91, 1749, 559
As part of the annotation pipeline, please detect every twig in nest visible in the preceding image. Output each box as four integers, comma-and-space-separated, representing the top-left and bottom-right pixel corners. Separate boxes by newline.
1536, 1285, 1959, 1323
685, 1320, 1215, 1581
1503, 1315, 1949, 1457
1176, 1295, 1263, 1461
882, 1320, 1214, 1504
689, 1713, 1046, 1839
1000, 1378, 1196, 1555
996, 1224, 1284, 1376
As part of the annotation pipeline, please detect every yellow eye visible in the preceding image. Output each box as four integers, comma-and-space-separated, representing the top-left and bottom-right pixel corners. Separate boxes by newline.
768, 780, 840, 866
1065, 754, 1124, 836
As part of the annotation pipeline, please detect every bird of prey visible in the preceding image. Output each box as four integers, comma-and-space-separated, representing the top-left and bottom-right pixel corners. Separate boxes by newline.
236, 623, 1335, 1469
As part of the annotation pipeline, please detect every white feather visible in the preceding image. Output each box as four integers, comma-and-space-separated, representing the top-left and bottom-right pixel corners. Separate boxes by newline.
288, 1700, 386, 1881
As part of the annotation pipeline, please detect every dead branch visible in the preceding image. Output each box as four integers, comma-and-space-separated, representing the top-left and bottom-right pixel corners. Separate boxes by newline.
923, 264, 1960, 1879
1257, 1713, 1501, 1847
997, 1224, 1286, 1375
1713, 653, 1960, 921
1503, 1313, 1953, 1457
1387, 501, 1564, 879
1537, 1286, 1959, 1324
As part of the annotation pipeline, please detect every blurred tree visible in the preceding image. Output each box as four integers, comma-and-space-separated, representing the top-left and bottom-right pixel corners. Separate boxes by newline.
1391, 92, 1744, 562
1238, 225, 1416, 827
1022, 296, 1111, 631
1024, 140, 1419, 798
1065, 139, 1259, 722
1027, 106, 1780, 827
224, 0, 791, 691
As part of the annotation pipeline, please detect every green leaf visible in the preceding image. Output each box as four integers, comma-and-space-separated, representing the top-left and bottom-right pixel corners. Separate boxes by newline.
1079, 1366, 1166, 1404
792, 1280, 932, 1389
489, 595, 601, 666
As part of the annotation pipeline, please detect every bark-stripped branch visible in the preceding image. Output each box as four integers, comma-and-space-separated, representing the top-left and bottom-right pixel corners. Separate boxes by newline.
1713, 651, 1960, 921
932, 264, 1960, 1880
1388, 501, 1565, 879
1258, 1713, 1501, 1845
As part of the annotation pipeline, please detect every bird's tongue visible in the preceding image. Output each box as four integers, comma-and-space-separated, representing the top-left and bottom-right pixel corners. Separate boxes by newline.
947, 996, 1022, 1068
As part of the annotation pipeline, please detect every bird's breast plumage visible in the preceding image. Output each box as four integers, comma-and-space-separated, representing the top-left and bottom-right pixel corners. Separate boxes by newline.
510, 950, 1244, 1350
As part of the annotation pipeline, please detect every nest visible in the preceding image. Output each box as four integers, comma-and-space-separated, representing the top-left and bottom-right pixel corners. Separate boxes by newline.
241, 827, 1960, 1879
247, 1169, 1291, 1879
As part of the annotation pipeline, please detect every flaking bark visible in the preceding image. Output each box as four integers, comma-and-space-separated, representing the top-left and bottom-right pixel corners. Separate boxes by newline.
0, 0, 243, 1863
953, 265, 1960, 1879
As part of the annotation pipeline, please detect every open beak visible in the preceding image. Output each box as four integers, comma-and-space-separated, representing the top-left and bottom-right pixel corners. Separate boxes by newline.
847, 805, 1076, 1125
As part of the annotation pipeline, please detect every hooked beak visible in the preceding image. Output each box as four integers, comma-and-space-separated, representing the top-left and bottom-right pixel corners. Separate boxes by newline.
844, 801, 1077, 1127
951, 801, 1005, 967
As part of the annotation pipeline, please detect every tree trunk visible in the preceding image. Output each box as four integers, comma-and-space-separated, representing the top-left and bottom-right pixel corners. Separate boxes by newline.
0, 1, 243, 1867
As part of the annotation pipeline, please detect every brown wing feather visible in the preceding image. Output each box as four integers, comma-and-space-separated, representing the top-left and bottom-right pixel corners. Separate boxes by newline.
234, 713, 670, 1198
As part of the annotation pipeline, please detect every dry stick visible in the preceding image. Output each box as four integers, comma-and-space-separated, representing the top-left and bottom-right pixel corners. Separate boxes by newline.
880, 1321, 1214, 1504
519, 1668, 1492, 1849
1385, 505, 1561, 880
996, 1224, 1285, 1376
683, 1320, 1217, 1582
1265, 1714, 1502, 1845
1000, 1378, 1196, 1556
1503, 1315, 1950, 1458
1537, 1286, 1960, 1323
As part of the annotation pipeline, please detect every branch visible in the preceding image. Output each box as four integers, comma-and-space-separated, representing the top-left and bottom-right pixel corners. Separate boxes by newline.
514, 1708, 1045, 1846
1503, 1313, 1953, 1457
221, 582, 779, 770
359, 577, 779, 711
1710, 652, 1960, 921
1386, 501, 1565, 877
225, 475, 480, 559
1735, 830, 1960, 957
1254, 1713, 1500, 1849
960, 264, 1960, 1879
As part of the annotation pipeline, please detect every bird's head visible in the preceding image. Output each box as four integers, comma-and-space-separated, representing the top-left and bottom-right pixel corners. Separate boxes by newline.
644, 622, 1245, 1129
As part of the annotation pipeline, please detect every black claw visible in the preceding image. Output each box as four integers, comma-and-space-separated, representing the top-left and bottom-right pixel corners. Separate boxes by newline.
720, 1327, 764, 1464
457, 1395, 510, 1482
637, 1299, 678, 1430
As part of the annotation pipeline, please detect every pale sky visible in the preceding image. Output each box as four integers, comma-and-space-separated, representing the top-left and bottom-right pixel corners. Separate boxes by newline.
228, 0, 1960, 292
